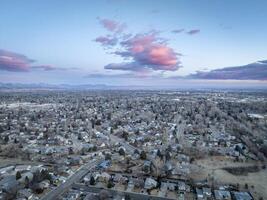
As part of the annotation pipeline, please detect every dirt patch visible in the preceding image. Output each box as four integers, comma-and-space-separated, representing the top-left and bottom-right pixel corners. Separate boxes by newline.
0, 157, 41, 168
223, 165, 261, 175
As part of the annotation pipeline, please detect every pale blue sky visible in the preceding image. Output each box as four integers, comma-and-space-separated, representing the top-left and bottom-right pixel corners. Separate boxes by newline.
0, 0, 267, 84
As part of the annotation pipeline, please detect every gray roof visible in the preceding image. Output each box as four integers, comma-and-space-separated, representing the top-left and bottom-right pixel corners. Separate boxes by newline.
214, 190, 231, 200
0, 176, 19, 194
233, 192, 253, 200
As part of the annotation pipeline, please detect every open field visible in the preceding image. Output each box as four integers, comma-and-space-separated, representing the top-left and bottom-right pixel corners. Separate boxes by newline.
191, 156, 267, 199
0, 157, 42, 168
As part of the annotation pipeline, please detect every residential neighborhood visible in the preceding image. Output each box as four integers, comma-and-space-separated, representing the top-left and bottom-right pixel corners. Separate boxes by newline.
0, 90, 266, 199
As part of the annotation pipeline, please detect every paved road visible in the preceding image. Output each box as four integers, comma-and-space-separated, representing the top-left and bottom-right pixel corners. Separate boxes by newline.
41, 158, 101, 200
42, 135, 138, 200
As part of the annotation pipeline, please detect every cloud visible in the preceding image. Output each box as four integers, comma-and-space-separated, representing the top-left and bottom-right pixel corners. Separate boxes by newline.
31, 65, 57, 71
31, 65, 78, 71
172, 29, 184, 34
0, 49, 34, 72
259, 60, 267, 64
105, 63, 141, 71
0, 49, 76, 72
187, 60, 267, 80
98, 18, 126, 33
104, 32, 182, 71
94, 35, 118, 46
95, 18, 183, 72
85, 72, 136, 78
187, 29, 200, 35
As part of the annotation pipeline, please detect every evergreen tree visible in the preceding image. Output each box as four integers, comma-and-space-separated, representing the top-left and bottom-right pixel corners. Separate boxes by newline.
16, 171, 22, 180
140, 151, 147, 160
90, 176, 95, 185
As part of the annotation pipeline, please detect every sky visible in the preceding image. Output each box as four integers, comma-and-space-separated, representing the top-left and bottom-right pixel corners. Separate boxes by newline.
0, 0, 267, 86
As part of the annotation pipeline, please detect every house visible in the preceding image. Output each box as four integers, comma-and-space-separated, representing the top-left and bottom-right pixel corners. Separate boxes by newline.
178, 181, 186, 191
91, 172, 101, 181
126, 179, 134, 192
39, 180, 50, 189
98, 172, 111, 183
203, 187, 212, 199
144, 177, 157, 190
17, 189, 34, 199
0, 176, 19, 198
214, 190, 231, 200
158, 182, 167, 197
15, 165, 31, 173
0, 166, 14, 174
20, 172, 34, 185
166, 182, 176, 191
97, 160, 111, 170
178, 192, 185, 200
113, 174, 127, 184
143, 160, 151, 173
63, 191, 80, 200
233, 192, 253, 200
133, 178, 145, 188
196, 188, 204, 200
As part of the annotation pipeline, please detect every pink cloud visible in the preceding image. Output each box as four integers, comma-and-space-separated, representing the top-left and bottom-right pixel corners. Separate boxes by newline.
98, 18, 126, 33
0, 49, 72, 72
148, 45, 178, 67
95, 18, 182, 72
106, 33, 181, 71
123, 34, 157, 52
187, 29, 200, 35
0, 50, 34, 72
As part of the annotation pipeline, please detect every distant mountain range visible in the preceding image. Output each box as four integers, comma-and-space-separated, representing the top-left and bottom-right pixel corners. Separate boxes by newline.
0, 81, 266, 91
0, 83, 160, 90
0, 83, 109, 90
